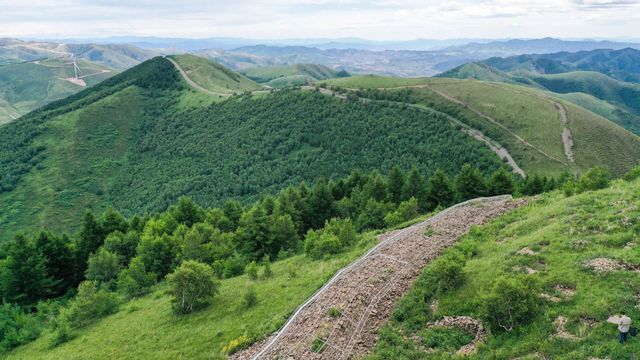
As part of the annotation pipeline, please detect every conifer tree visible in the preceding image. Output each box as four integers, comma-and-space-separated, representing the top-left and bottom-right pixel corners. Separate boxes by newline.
455, 164, 487, 201
426, 169, 455, 208
489, 168, 515, 195
1, 235, 54, 305
387, 165, 406, 204
402, 167, 427, 210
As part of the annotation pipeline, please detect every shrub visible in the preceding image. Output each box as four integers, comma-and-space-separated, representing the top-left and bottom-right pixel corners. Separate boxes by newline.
384, 197, 419, 227
428, 251, 466, 294
576, 167, 610, 193
59, 281, 120, 329
624, 166, 640, 181
166, 260, 219, 314
311, 334, 328, 353
242, 286, 258, 309
85, 247, 121, 287
116, 257, 156, 298
245, 261, 259, 280
481, 275, 540, 332
304, 218, 358, 259
0, 303, 43, 353
51, 318, 74, 346
222, 253, 246, 278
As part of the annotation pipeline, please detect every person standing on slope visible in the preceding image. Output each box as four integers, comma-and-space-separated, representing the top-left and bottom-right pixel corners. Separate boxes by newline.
617, 311, 632, 344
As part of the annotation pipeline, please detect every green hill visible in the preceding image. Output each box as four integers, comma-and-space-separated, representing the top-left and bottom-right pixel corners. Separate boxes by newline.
0, 58, 115, 124
439, 63, 640, 136
242, 64, 349, 88
370, 176, 640, 359
325, 76, 640, 177
0, 57, 505, 238
168, 54, 263, 94
484, 47, 640, 83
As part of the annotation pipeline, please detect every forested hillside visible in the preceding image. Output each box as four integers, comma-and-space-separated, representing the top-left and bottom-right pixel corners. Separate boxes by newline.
325, 76, 640, 176
0, 56, 505, 238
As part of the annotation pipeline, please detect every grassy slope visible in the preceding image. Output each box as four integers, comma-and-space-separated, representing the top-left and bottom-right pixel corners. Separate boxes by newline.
370, 178, 640, 359
0, 59, 114, 124
555, 92, 640, 136
7, 232, 385, 360
168, 54, 263, 94
242, 64, 340, 88
326, 76, 640, 177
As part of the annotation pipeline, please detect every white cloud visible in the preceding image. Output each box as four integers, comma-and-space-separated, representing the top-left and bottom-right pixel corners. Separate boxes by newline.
0, 0, 638, 40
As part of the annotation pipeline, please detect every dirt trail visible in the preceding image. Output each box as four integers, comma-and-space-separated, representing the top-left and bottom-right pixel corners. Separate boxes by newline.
165, 57, 233, 97
232, 195, 524, 360
554, 102, 574, 164
415, 84, 569, 167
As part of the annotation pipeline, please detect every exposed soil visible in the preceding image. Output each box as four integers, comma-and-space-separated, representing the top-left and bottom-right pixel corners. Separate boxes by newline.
553, 316, 579, 340
432, 316, 488, 355
232, 196, 524, 360
517, 247, 538, 256
554, 102, 574, 164
584, 257, 640, 272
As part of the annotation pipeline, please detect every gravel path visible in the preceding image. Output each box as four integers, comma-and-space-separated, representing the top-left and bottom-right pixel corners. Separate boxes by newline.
232, 195, 524, 360
166, 57, 233, 97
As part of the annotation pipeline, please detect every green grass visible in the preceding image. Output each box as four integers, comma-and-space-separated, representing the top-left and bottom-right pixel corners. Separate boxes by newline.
168, 54, 263, 94
7, 234, 381, 359
242, 64, 342, 88
0, 59, 115, 124
323, 75, 431, 88
370, 178, 640, 359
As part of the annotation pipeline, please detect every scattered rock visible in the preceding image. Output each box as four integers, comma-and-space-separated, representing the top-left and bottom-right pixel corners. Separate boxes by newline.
517, 247, 538, 256
573, 240, 588, 249
540, 293, 560, 303
553, 316, 579, 340
432, 316, 488, 355
584, 258, 623, 272
553, 284, 576, 298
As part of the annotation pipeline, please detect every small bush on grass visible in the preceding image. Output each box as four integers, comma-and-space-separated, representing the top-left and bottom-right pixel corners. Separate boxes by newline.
427, 250, 467, 294
304, 218, 358, 259
116, 257, 156, 298
0, 303, 43, 353
167, 260, 219, 314
58, 281, 120, 329
261, 255, 273, 278
623, 165, 640, 181
245, 261, 259, 280
481, 275, 540, 332
243, 286, 258, 309
576, 167, 610, 194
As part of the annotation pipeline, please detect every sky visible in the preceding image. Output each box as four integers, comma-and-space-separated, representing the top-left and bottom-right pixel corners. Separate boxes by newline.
1, 0, 639, 41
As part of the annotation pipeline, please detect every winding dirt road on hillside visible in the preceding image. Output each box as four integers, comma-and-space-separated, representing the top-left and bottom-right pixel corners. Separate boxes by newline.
410, 84, 570, 167
166, 57, 234, 97
232, 195, 524, 360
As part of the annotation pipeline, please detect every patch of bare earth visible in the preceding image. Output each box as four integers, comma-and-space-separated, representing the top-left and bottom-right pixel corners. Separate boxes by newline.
584, 258, 640, 273
553, 316, 579, 340
517, 247, 538, 256
431, 316, 488, 355
232, 196, 524, 360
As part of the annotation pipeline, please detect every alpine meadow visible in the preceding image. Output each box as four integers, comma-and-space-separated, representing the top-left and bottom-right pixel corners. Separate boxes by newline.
1, 2, 640, 360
